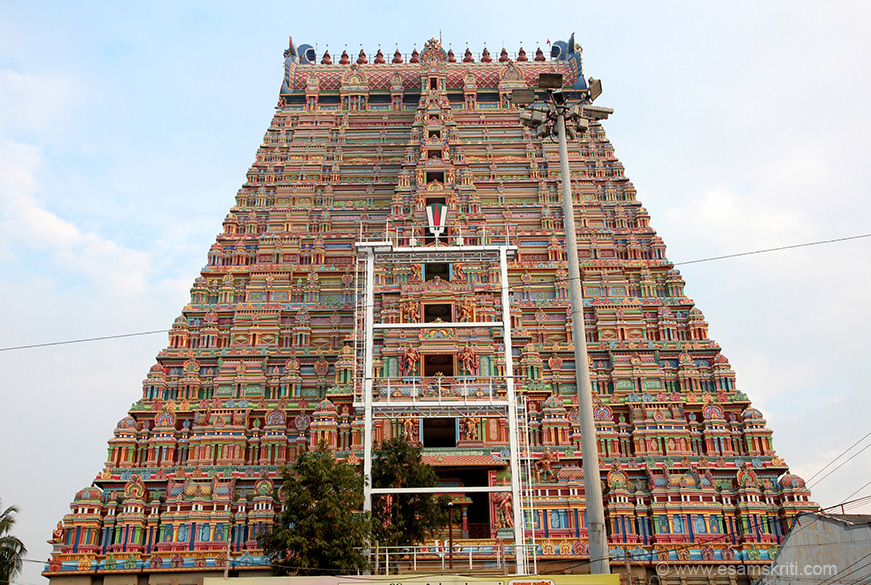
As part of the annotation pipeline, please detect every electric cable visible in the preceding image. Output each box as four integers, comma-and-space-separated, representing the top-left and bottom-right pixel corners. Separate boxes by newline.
0, 330, 169, 352
673, 233, 871, 266
805, 430, 871, 484
845, 492, 871, 509
2, 231, 869, 353
808, 441, 871, 489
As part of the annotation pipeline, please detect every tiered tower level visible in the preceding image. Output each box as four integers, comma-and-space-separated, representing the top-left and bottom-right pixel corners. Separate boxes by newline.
45, 36, 816, 583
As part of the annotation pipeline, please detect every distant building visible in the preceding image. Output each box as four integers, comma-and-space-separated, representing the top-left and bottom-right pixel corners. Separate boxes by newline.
755, 513, 871, 585
45, 34, 817, 585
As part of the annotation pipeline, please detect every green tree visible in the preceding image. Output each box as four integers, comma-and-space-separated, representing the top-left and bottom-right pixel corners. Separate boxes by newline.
259, 443, 370, 575
0, 501, 26, 585
372, 437, 448, 548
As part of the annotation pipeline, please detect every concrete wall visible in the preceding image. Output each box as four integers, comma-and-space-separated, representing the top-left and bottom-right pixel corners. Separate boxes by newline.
757, 514, 871, 585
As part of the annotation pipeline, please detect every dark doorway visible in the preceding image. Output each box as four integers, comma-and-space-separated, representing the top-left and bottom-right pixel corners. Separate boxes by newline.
423, 354, 454, 377
423, 418, 456, 448
423, 302, 452, 322
424, 263, 449, 281
435, 467, 492, 537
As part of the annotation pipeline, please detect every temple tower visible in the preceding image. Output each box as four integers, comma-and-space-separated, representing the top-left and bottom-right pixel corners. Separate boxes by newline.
45, 35, 816, 585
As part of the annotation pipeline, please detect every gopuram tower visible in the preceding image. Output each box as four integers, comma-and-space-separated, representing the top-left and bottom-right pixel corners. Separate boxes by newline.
45, 35, 816, 584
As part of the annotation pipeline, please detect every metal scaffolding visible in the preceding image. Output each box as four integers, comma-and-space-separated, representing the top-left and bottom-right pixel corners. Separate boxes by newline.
353, 238, 529, 574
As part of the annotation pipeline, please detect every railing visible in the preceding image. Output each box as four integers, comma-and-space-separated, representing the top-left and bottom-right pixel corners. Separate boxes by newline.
372, 542, 537, 575
383, 377, 504, 401
352, 219, 517, 249
354, 377, 509, 406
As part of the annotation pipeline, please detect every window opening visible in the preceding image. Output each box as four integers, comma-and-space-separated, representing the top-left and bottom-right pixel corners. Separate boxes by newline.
423, 417, 456, 448
424, 263, 449, 282
423, 354, 454, 377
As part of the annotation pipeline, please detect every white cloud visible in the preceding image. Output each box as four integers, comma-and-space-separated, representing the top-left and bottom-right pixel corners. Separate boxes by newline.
0, 138, 152, 296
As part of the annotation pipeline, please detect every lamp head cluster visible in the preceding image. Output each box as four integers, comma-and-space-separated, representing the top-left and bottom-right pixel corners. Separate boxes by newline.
513, 73, 613, 140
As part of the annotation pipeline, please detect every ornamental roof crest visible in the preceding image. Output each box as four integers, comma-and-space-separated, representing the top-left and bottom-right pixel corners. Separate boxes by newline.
499, 61, 525, 86
340, 65, 369, 92
420, 38, 447, 64
124, 476, 148, 501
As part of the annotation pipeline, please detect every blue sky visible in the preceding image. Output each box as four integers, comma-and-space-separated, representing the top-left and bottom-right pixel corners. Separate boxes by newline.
2, 2, 871, 583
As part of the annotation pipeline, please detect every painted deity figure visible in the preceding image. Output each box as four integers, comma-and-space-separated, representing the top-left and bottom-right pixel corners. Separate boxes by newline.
401, 417, 416, 441
535, 448, 557, 483
52, 521, 64, 543
457, 296, 475, 322
458, 344, 479, 375
342, 270, 354, 303
402, 298, 420, 322
462, 417, 480, 441
401, 345, 419, 376
498, 492, 514, 528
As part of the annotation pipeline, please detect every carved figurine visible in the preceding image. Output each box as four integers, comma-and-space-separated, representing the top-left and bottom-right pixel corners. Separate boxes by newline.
497, 492, 513, 528
457, 296, 475, 322
535, 448, 558, 483
401, 345, 419, 376
462, 417, 480, 441
52, 521, 64, 543
458, 343, 479, 375
402, 298, 420, 322
402, 417, 416, 441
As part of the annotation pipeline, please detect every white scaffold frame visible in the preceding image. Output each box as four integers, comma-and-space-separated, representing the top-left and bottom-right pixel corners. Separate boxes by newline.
353, 238, 528, 575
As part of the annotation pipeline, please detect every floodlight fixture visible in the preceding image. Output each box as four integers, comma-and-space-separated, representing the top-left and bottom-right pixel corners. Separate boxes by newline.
534, 123, 551, 139
519, 109, 547, 128
511, 88, 536, 106
588, 77, 602, 101
538, 73, 564, 89
551, 89, 566, 105
519, 110, 534, 127
582, 105, 614, 120
567, 103, 583, 119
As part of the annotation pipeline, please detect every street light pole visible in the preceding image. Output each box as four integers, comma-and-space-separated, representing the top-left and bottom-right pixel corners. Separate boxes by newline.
555, 109, 610, 575
448, 500, 454, 569
514, 74, 612, 574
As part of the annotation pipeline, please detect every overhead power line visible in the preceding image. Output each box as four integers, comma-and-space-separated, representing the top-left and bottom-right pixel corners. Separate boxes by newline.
1, 232, 868, 353
841, 482, 871, 505
0, 330, 169, 352
805, 429, 871, 484
808, 441, 871, 490
674, 233, 871, 266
